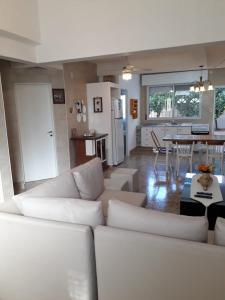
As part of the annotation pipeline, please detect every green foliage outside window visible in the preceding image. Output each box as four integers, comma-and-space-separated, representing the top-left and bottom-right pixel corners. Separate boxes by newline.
149, 89, 200, 118
174, 92, 200, 117
149, 92, 170, 117
215, 88, 225, 119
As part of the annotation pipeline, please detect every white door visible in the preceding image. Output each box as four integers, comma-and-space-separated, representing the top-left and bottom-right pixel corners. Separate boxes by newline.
15, 84, 57, 182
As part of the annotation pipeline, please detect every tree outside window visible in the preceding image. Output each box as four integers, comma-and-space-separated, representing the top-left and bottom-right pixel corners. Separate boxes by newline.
215, 87, 225, 119
148, 85, 201, 119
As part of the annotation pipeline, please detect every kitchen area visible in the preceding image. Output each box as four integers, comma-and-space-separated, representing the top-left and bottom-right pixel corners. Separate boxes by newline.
138, 123, 210, 148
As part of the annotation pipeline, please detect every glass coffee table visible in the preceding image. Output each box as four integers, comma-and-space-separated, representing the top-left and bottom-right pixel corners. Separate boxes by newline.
180, 173, 225, 230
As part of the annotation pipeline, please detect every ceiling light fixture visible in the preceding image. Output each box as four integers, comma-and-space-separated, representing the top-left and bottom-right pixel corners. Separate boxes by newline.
190, 66, 214, 93
122, 67, 132, 80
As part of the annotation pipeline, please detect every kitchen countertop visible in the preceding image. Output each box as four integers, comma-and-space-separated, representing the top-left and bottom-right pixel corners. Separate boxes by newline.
71, 133, 108, 141
141, 123, 192, 128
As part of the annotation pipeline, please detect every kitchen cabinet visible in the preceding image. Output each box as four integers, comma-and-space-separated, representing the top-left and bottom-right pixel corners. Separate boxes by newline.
141, 125, 191, 147
71, 134, 108, 166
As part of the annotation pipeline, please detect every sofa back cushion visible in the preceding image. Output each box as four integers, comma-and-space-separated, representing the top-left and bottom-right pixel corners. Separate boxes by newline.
15, 197, 104, 227
215, 217, 225, 246
13, 170, 80, 201
72, 158, 104, 200
107, 200, 208, 242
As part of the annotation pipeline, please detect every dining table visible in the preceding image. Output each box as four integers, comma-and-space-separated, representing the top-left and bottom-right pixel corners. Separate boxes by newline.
163, 134, 225, 173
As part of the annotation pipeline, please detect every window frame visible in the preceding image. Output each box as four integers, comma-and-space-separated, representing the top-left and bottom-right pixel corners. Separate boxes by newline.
146, 83, 202, 120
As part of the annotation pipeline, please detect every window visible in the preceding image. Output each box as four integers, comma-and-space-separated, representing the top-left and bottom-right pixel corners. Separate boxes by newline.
147, 84, 201, 119
214, 87, 225, 129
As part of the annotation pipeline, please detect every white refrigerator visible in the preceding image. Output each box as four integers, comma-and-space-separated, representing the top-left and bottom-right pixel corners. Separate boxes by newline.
112, 99, 124, 165
87, 82, 124, 166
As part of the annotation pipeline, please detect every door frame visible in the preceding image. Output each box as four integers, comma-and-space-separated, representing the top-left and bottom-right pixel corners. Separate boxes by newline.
15, 83, 58, 183
121, 88, 129, 156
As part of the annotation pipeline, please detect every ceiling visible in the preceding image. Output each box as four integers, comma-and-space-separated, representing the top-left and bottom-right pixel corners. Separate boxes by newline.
8, 41, 225, 76
95, 42, 225, 76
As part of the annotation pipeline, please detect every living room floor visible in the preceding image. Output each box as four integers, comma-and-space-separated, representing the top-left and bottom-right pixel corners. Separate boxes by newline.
106, 147, 206, 214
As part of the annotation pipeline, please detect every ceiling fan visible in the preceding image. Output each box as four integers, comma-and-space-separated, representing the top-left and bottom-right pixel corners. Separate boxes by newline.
122, 62, 152, 80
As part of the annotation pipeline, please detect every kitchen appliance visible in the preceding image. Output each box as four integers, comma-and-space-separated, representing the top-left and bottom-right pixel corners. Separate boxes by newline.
191, 124, 209, 135
112, 98, 124, 165
87, 82, 124, 166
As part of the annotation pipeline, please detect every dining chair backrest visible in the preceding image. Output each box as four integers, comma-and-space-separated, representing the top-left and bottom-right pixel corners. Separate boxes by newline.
151, 130, 161, 152
175, 141, 195, 155
206, 141, 225, 155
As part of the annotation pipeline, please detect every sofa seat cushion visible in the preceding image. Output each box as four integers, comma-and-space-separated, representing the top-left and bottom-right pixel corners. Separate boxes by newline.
72, 158, 104, 200
107, 200, 208, 242
15, 197, 104, 227
13, 170, 80, 201
215, 217, 225, 246
97, 190, 146, 217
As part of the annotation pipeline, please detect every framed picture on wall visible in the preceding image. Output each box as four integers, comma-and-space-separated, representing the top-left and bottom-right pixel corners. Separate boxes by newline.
52, 89, 65, 104
93, 97, 103, 113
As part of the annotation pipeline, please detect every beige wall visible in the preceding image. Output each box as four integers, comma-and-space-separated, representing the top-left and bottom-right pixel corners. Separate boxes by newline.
0, 61, 70, 184
63, 62, 97, 167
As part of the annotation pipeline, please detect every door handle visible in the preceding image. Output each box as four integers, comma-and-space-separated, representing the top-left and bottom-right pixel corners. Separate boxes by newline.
48, 130, 53, 137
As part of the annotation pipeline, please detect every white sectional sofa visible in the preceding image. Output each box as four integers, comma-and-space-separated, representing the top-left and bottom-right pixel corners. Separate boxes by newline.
0, 158, 146, 300
0, 158, 225, 300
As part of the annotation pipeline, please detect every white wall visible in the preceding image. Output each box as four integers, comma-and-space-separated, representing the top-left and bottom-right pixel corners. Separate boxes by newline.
119, 74, 140, 153
0, 0, 40, 62
0, 0, 40, 43
37, 0, 225, 63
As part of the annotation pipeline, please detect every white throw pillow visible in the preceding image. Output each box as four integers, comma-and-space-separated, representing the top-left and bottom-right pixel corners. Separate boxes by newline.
15, 197, 104, 227
107, 200, 208, 242
72, 158, 104, 200
215, 217, 225, 246
13, 170, 80, 201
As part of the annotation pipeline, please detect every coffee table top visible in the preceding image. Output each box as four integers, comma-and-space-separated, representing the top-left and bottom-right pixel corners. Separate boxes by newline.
181, 173, 225, 207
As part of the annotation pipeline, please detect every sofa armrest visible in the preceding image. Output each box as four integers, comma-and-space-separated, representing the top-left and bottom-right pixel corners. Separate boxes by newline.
0, 213, 97, 300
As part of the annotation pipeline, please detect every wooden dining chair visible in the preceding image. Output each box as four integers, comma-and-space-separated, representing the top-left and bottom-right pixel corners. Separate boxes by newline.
151, 130, 173, 172
206, 141, 225, 174
175, 141, 195, 176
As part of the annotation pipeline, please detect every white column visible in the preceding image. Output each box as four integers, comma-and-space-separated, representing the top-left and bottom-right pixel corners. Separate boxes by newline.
0, 75, 14, 202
